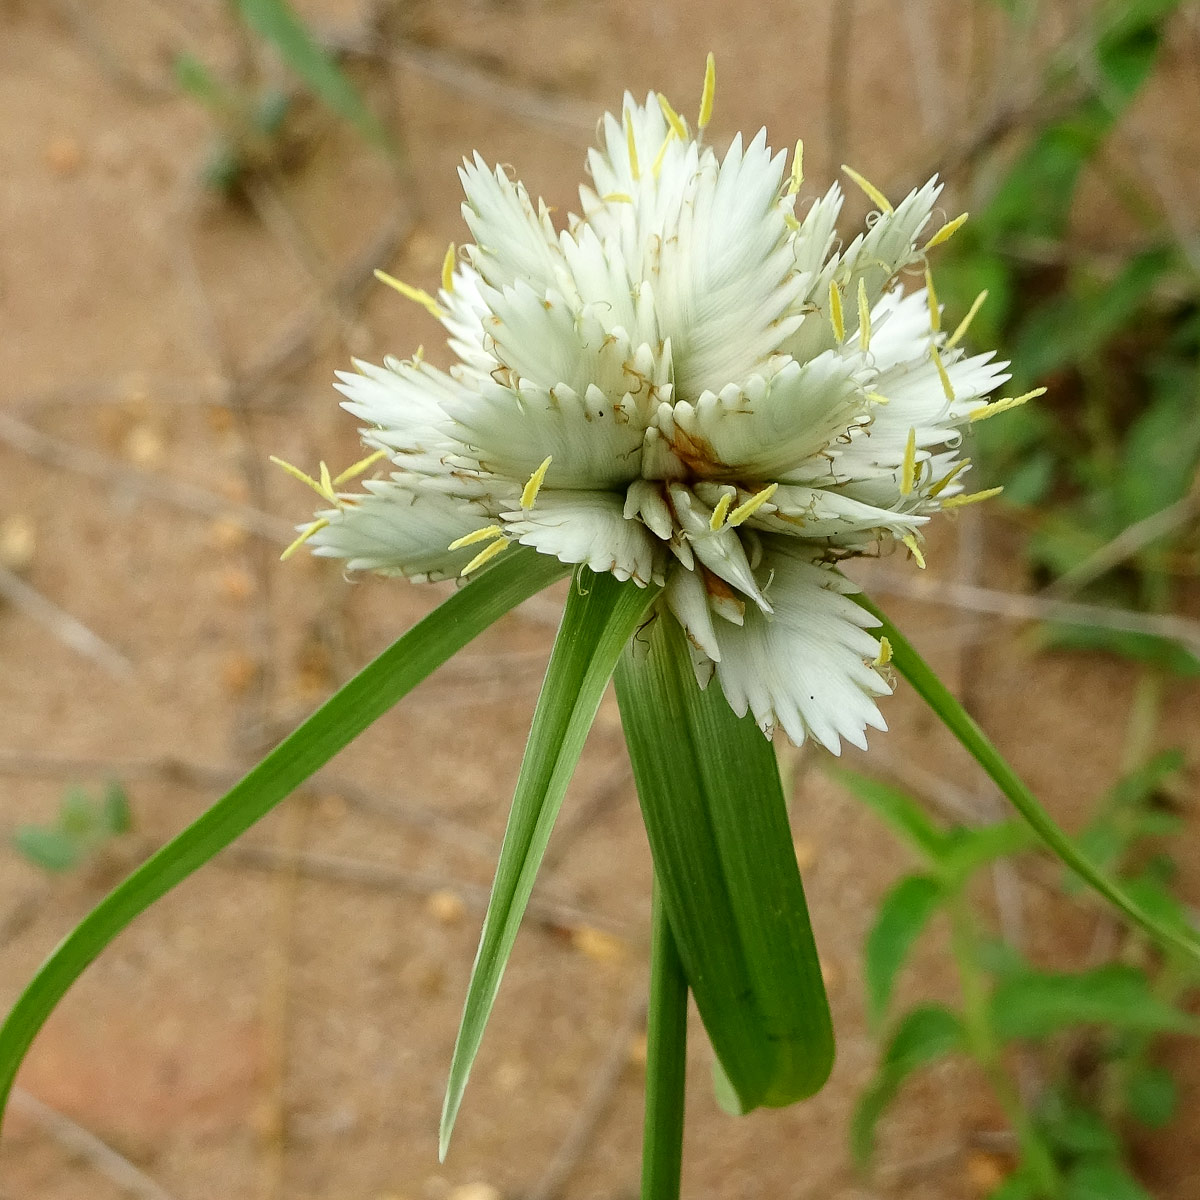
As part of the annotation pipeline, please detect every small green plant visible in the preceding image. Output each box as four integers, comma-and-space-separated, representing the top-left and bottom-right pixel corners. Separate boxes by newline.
844, 750, 1195, 1199
175, 0, 396, 193
939, 0, 1200, 668
13, 782, 133, 874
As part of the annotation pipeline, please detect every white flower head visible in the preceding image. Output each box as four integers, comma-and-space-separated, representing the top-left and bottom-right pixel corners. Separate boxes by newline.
290, 60, 1023, 754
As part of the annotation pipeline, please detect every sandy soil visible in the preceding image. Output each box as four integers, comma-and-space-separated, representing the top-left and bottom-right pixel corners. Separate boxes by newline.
0, 2, 1197, 1198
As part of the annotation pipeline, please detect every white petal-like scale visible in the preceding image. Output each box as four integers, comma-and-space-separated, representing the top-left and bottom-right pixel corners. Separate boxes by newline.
297, 82, 1016, 748
502, 490, 662, 585
711, 543, 890, 753
307, 482, 493, 582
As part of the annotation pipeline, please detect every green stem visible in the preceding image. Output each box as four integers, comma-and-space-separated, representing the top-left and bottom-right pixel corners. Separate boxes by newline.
642, 884, 688, 1200
948, 893, 1063, 1198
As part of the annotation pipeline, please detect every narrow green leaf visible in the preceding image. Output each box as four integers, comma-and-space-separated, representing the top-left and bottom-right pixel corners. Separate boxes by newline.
440, 570, 660, 1158
991, 965, 1197, 1040
234, 0, 395, 152
858, 597, 1200, 967
864, 875, 943, 1030
0, 548, 567, 1129
830, 768, 949, 862
614, 615, 833, 1113
852, 1004, 965, 1166
102, 782, 133, 836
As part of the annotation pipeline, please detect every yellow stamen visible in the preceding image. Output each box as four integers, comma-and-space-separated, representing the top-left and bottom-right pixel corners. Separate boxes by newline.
624, 110, 641, 181
925, 266, 940, 332
899, 428, 918, 496
787, 139, 804, 195
924, 212, 968, 251
374, 270, 445, 319
828, 280, 845, 342
318, 460, 334, 500
728, 483, 779, 527
448, 524, 504, 550
521, 456, 553, 510
969, 388, 1046, 422
651, 129, 676, 179
280, 518, 329, 562
858, 277, 871, 351
332, 448, 389, 487
927, 457, 971, 499
941, 486, 1004, 509
931, 345, 955, 400
866, 390, 891, 405
270, 455, 336, 503
709, 491, 733, 530
902, 533, 926, 569
698, 53, 716, 130
602, 192, 634, 204
841, 164, 893, 214
441, 243, 456, 294
946, 289, 988, 349
784, 211, 802, 232
656, 92, 687, 139
873, 636, 893, 667
460, 536, 510, 576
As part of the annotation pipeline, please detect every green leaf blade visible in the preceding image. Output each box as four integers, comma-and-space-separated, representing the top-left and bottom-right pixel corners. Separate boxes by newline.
864, 875, 943, 1030
614, 615, 834, 1113
234, 0, 395, 152
0, 548, 567, 1130
852, 1004, 965, 1166
439, 570, 660, 1158
858, 597, 1200, 967
991, 965, 1197, 1041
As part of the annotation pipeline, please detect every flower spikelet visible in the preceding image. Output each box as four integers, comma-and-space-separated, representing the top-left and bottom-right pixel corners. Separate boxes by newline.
291, 69, 1015, 753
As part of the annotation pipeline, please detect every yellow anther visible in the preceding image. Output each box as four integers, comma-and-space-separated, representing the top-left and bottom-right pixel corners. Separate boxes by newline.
924, 212, 968, 251
460, 536, 511, 576
698, 52, 716, 130
624, 109, 641, 181
270, 455, 336, 503
602, 192, 634, 204
969, 388, 1046, 422
927, 457, 971, 499
656, 92, 688, 139
332, 448, 389, 487
946, 289, 988, 349
318, 460, 334, 500
865, 390, 891, 405
931, 345, 955, 400
280, 518, 329, 562
374, 270, 446, 319
873, 636, 893, 667
784, 211, 802, 232
841, 164, 893, 214
521, 455, 553, 510
902, 533, 926, 569
899, 427, 918, 496
448, 524, 504, 551
857, 277, 871, 351
729, 483, 779, 527
787, 139, 804, 195
709, 491, 733, 530
925, 266, 940, 333
441, 243, 457, 294
941, 486, 1004, 509
651, 129, 676, 179
828, 280, 845, 342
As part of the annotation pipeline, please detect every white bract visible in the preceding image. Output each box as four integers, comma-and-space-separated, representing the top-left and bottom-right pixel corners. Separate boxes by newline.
290, 64, 1027, 753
